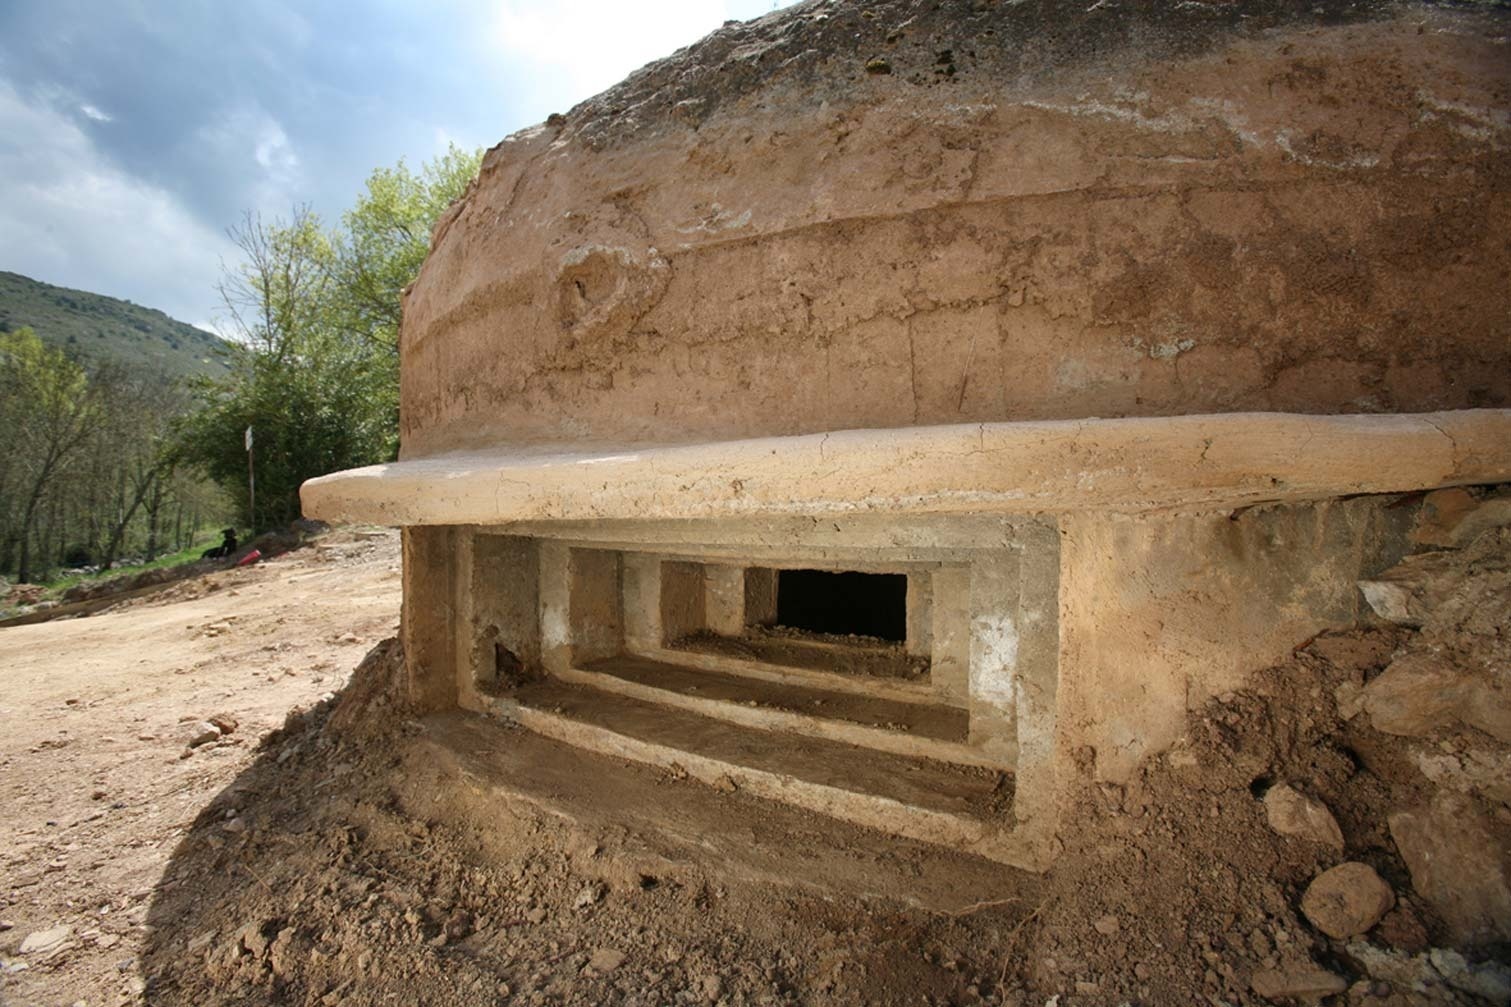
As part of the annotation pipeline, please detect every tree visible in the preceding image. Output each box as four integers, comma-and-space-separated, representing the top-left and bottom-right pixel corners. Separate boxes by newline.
332, 145, 483, 455
337, 143, 482, 355
0, 328, 101, 581
181, 209, 393, 531
178, 147, 481, 532
93, 368, 186, 570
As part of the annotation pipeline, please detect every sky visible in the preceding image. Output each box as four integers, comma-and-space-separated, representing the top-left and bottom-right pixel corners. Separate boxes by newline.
0, 0, 793, 332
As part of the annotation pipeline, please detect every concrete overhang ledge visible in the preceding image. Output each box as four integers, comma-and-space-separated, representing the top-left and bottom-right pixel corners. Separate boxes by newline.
299, 410, 1511, 527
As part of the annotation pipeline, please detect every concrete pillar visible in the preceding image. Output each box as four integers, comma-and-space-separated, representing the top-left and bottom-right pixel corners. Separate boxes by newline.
401, 526, 458, 712
621, 553, 663, 654
569, 548, 623, 663
745, 567, 778, 628
1010, 521, 1061, 849
539, 541, 572, 676
906, 571, 933, 657
930, 566, 970, 705
704, 564, 747, 637
968, 551, 1020, 761
463, 534, 541, 706
660, 561, 706, 643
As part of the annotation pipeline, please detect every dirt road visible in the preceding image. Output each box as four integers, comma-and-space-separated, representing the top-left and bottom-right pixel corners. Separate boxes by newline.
0, 530, 401, 1006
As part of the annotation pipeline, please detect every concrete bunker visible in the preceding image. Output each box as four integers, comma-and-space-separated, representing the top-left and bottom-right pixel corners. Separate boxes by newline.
302, 0, 1511, 872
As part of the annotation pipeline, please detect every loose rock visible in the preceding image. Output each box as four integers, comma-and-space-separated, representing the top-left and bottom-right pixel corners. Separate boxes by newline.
180, 721, 221, 748
588, 947, 626, 973
1301, 863, 1394, 939
573, 882, 605, 910
1429, 948, 1511, 1004
1251, 965, 1347, 1001
1262, 784, 1344, 850
19, 924, 72, 956
1390, 793, 1511, 943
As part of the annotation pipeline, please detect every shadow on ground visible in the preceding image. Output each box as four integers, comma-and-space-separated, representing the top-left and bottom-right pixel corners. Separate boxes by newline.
141, 640, 1041, 1006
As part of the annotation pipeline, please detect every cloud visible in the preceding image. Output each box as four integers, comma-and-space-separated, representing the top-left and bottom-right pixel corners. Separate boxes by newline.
479, 0, 796, 123
0, 0, 797, 327
0, 78, 238, 329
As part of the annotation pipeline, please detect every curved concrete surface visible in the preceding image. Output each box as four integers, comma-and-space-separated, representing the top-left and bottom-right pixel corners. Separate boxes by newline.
301, 410, 1511, 526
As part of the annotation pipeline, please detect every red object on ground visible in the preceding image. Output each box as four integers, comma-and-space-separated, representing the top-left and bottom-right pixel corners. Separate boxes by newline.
236, 549, 262, 567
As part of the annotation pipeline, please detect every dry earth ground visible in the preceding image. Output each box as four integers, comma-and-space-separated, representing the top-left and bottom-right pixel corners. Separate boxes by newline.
0, 530, 402, 1006
2, 525, 1507, 1007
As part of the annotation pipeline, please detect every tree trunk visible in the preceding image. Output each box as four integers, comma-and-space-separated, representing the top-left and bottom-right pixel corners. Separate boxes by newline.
145, 477, 165, 561
16, 469, 52, 583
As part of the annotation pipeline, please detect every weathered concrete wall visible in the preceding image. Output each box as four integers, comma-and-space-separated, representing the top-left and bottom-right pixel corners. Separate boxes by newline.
463, 535, 541, 705
398, 2, 1510, 458
1057, 496, 1417, 782
402, 526, 458, 712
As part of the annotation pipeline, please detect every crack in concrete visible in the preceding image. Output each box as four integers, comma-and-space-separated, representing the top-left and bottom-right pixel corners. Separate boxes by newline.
1421, 416, 1461, 473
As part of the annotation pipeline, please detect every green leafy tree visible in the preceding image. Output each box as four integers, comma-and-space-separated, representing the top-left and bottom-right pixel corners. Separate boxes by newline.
0, 328, 101, 581
332, 144, 482, 454
180, 208, 392, 531
179, 147, 481, 532
338, 143, 482, 355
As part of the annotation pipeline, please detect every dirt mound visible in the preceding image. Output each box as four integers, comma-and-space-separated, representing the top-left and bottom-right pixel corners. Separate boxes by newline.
133, 525, 1510, 1006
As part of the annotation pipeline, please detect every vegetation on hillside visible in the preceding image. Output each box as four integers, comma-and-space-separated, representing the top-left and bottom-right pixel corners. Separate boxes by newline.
0, 327, 226, 584
0, 145, 480, 584
0, 271, 229, 380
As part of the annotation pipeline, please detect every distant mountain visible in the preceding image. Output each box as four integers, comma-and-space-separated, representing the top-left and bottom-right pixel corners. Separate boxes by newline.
0, 271, 230, 379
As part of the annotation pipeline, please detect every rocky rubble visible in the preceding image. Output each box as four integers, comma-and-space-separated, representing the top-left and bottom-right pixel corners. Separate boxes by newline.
1351, 488, 1511, 946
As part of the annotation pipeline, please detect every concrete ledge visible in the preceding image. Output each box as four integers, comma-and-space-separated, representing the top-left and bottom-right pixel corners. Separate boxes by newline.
488, 698, 1046, 870
302, 411, 1511, 526
556, 663, 1011, 771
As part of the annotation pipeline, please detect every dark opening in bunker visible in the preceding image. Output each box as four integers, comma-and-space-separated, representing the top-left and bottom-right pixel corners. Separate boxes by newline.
770, 569, 907, 642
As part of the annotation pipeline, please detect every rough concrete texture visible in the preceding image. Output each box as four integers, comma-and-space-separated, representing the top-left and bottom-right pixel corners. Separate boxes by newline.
1056, 495, 1414, 780
395, 0, 1509, 457
301, 410, 1511, 526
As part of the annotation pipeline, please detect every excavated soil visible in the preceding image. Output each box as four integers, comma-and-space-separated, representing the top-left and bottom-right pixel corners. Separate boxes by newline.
3, 527, 1508, 1006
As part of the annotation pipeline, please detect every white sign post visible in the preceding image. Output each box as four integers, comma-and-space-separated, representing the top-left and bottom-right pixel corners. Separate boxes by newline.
245, 425, 255, 531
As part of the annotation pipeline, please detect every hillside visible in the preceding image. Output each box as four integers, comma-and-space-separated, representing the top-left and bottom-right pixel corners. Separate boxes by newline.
0, 270, 229, 379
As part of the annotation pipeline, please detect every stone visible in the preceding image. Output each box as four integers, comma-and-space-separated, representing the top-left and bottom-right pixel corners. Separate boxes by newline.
1333, 682, 1365, 721
1300, 863, 1394, 939
1361, 652, 1511, 745
208, 714, 238, 735
1390, 793, 1511, 943
1251, 966, 1347, 1001
19, 925, 72, 955
1411, 488, 1511, 549
1358, 551, 1462, 628
1360, 656, 1462, 737
180, 721, 221, 748
588, 947, 626, 973
573, 882, 605, 910
1092, 914, 1119, 936
1414, 744, 1511, 808
1263, 784, 1344, 851
1429, 948, 1511, 1004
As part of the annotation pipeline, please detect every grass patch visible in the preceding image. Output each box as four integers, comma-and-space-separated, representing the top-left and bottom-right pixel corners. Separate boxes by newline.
39, 535, 222, 597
